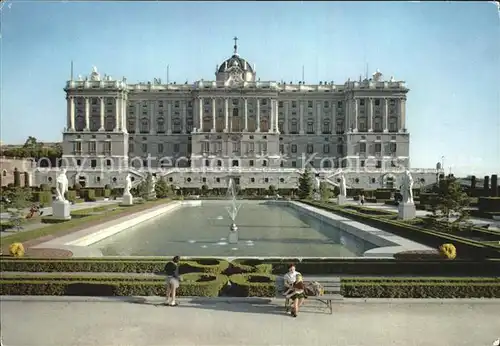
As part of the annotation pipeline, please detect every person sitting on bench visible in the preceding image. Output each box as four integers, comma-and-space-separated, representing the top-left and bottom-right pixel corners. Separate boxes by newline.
283, 263, 300, 290
283, 273, 306, 317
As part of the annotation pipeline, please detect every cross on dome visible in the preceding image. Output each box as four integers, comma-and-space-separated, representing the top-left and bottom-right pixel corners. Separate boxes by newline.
233, 36, 238, 56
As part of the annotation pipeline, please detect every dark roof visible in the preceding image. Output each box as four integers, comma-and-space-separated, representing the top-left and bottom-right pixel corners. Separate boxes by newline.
218, 55, 253, 73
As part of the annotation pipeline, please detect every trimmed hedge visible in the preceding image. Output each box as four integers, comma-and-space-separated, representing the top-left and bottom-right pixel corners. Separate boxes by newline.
342, 279, 500, 298
1, 275, 498, 298
230, 259, 273, 274
0, 273, 228, 297
3, 258, 500, 276
0, 258, 231, 274
229, 273, 276, 297
478, 197, 500, 213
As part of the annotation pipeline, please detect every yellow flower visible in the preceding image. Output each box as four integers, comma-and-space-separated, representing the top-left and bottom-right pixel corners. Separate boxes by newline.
439, 243, 456, 260
9, 242, 25, 258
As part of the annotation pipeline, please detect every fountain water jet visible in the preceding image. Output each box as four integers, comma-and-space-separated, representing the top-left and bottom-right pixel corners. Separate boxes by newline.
225, 178, 242, 244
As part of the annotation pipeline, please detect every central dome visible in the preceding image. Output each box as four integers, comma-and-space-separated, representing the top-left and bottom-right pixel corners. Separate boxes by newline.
218, 54, 253, 73
215, 37, 256, 83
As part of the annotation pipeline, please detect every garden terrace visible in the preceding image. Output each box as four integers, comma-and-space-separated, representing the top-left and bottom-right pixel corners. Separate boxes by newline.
301, 200, 500, 259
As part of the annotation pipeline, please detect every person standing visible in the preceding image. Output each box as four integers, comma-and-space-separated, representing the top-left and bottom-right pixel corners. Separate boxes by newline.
164, 256, 181, 306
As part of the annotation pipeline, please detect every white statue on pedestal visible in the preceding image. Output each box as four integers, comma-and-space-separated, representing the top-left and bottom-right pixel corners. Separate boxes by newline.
150, 175, 157, 198
402, 169, 414, 204
55, 169, 69, 201
124, 174, 132, 195
314, 176, 321, 191
339, 170, 347, 197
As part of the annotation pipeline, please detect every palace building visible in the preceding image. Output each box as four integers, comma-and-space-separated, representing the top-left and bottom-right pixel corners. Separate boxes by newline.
35, 39, 440, 190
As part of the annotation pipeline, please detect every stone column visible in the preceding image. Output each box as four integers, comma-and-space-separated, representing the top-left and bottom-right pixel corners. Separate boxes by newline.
368, 98, 373, 132
316, 102, 322, 134
255, 98, 261, 132
135, 101, 141, 133
149, 100, 156, 135
269, 99, 275, 133
299, 101, 304, 134
224, 98, 229, 132
331, 102, 336, 134
167, 102, 172, 135
383, 98, 389, 133
211, 97, 216, 132
99, 97, 105, 131
243, 98, 248, 132
274, 99, 279, 133
198, 97, 204, 132
400, 98, 406, 132
67, 96, 75, 131
84, 97, 90, 131
283, 101, 289, 134
114, 97, 120, 131
122, 97, 127, 133
345, 99, 350, 133
182, 100, 187, 134
353, 98, 359, 132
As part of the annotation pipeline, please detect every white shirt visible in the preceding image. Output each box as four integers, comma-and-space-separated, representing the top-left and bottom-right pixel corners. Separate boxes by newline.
284, 271, 301, 288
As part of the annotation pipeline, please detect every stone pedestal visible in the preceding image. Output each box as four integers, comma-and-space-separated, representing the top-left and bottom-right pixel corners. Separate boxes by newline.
52, 200, 71, 220
337, 195, 346, 205
228, 224, 238, 244
398, 202, 416, 220
122, 193, 133, 206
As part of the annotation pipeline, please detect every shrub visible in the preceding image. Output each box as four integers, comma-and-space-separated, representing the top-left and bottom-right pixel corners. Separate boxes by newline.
230, 259, 273, 274
0, 273, 228, 297
65, 190, 77, 202
229, 273, 276, 297
439, 243, 457, 260
41, 216, 71, 224
375, 190, 392, 200
40, 184, 50, 191
0, 258, 231, 274
104, 189, 111, 198
35, 191, 52, 205
8, 243, 25, 257
393, 250, 443, 261
83, 189, 96, 202
478, 197, 500, 213
181, 258, 230, 275
341, 278, 500, 298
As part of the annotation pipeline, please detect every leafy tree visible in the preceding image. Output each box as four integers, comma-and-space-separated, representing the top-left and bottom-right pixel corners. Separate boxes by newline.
155, 178, 169, 198
297, 168, 313, 200
428, 176, 470, 231
319, 182, 332, 201
135, 174, 155, 200
3, 187, 33, 210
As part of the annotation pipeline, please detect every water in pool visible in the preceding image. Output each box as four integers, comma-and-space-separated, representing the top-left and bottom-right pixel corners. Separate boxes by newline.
91, 201, 377, 257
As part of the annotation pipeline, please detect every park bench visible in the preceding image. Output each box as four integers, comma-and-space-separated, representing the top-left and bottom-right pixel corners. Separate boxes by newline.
275, 275, 343, 314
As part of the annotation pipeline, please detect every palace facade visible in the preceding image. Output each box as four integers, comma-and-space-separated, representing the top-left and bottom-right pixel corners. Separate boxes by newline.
35, 41, 441, 190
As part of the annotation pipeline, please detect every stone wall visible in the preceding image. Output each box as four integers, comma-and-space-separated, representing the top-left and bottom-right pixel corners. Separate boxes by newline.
0, 157, 35, 187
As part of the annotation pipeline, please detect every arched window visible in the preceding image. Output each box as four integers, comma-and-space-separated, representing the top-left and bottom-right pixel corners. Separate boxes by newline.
140, 118, 149, 133
105, 116, 114, 131
290, 119, 298, 133
173, 119, 181, 133
307, 121, 314, 134
75, 115, 85, 131
128, 119, 136, 133
322, 120, 330, 133
157, 117, 165, 133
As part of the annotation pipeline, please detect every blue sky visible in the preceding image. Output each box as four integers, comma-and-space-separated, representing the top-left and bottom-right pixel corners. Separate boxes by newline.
1, 1, 499, 177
